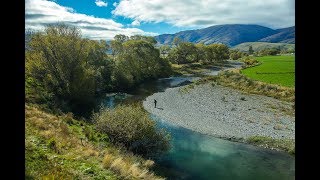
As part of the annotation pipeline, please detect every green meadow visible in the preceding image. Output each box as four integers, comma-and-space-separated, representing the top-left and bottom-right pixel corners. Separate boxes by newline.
241, 55, 295, 87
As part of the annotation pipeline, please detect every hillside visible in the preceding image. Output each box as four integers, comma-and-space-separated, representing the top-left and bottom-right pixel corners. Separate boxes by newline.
25, 104, 163, 179
155, 24, 295, 46
258, 26, 295, 44
232, 42, 295, 52
155, 24, 277, 46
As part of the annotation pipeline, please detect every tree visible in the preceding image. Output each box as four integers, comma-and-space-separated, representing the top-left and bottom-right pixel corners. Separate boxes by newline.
114, 34, 129, 43
159, 45, 171, 58
204, 44, 229, 63
167, 42, 197, 64
248, 45, 254, 55
26, 24, 111, 117
111, 39, 171, 89
194, 43, 206, 62
110, 34, 129, 59
130, 35, 157, 45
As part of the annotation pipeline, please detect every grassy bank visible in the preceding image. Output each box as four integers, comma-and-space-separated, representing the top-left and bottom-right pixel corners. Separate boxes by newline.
241, 55, 295, 87
26, 104, 164, 179
247, 136, 295, 155
181, 70, 295, 103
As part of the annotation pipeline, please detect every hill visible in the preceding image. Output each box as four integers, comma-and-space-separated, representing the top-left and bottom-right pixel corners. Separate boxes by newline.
232, 42, 295, 52
258, 26, 295, 44
155, 24, 277, 46
155, 24, 295, 46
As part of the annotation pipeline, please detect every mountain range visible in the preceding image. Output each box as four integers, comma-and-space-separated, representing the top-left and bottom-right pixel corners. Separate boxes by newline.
155, 24, 295, 47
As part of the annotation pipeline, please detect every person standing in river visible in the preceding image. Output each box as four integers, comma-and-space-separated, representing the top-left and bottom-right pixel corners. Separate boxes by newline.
154, 99, 157, 108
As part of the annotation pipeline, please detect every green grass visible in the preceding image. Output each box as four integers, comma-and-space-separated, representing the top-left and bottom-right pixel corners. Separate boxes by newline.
247, 136, 295, 155
241, 55, 295, 87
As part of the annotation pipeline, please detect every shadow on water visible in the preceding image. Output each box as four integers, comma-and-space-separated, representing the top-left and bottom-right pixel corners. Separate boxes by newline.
151, 115, 295, 180
98, 60, 294, 180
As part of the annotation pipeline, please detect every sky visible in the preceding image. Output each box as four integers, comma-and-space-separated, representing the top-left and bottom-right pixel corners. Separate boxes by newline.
25, 0, 295, 40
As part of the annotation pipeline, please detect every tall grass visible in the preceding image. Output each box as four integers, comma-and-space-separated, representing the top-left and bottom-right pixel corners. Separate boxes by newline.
183, 71, 294, 102
25, 104, 164, 179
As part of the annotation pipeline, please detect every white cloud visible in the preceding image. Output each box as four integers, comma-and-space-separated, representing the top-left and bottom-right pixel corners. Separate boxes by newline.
113, 2, 118, 7
113, 0, 295, 29
131, 20, 140, 26
25, 0, 158, 40
95, 0, 108, 7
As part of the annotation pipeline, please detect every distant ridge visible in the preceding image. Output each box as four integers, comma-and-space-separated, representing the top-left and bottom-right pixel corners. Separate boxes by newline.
258, 26, 295, 44
155, 24, 295, 46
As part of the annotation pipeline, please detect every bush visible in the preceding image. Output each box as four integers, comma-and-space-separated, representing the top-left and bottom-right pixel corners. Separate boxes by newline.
93, 104, 170, 157
241, 57, 259, 67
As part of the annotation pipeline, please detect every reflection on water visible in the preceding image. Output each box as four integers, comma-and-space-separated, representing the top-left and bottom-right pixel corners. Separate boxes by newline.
99, 60, 294, 180
152, 115, 295, 180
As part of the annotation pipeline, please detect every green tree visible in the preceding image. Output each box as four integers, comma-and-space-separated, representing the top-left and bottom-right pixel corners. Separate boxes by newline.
26, 24, 111, 117
110, 34, 129, 59
111, 39, 171, 89
194, 43, 206, 62
159, 45, 171, 58
114, 34, 129, 43
167, 42, 197, 64
130, 35, 157, 45
204, 44, 229, 64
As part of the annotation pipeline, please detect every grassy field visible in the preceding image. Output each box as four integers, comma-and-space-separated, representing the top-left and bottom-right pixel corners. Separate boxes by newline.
241, 55, 295, 87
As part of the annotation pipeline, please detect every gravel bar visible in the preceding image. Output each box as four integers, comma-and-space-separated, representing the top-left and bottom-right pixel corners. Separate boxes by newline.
143, 84, 295, 140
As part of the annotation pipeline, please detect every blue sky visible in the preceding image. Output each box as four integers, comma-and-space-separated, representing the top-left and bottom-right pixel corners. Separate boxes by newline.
25, 0, 294, 40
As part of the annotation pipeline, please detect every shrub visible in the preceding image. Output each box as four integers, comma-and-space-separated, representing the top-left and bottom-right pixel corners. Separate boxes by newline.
241, 57, 259, 67
93, 104, 170, 157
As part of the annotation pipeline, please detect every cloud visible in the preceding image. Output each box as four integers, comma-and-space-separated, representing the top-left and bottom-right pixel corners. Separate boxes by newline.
113, 2, 118, 7
25, 0, 158, 40
112, 0, 295, 29
95, 0, 108, 7
131, 20, 140, 26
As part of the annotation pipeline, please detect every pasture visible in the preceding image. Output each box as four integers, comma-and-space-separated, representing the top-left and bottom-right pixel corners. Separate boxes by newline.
241, 55, 295, 87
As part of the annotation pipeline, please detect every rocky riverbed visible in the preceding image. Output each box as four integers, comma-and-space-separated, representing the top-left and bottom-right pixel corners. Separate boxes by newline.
143, 83, 295, 140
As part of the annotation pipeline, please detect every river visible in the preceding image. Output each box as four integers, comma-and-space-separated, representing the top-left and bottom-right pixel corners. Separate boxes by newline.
99, 61, 295, 180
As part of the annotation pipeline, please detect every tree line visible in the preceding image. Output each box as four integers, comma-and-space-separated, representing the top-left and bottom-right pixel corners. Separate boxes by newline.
159, 37, 232, 64
26, 24, 171, 117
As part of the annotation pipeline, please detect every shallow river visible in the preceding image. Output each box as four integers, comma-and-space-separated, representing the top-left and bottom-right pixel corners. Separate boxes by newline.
100, 61, 295, 180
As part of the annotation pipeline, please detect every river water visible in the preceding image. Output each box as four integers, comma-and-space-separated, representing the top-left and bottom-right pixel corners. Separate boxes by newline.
99, 61, 295, 180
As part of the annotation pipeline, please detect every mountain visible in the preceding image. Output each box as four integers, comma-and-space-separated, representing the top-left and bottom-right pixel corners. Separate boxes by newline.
258, 26, 295, 44
155, 24, 295, 46
232, 42, 295, 52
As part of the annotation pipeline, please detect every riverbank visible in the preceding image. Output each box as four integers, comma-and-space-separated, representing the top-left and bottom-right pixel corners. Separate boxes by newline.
143, 83, 295, 153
